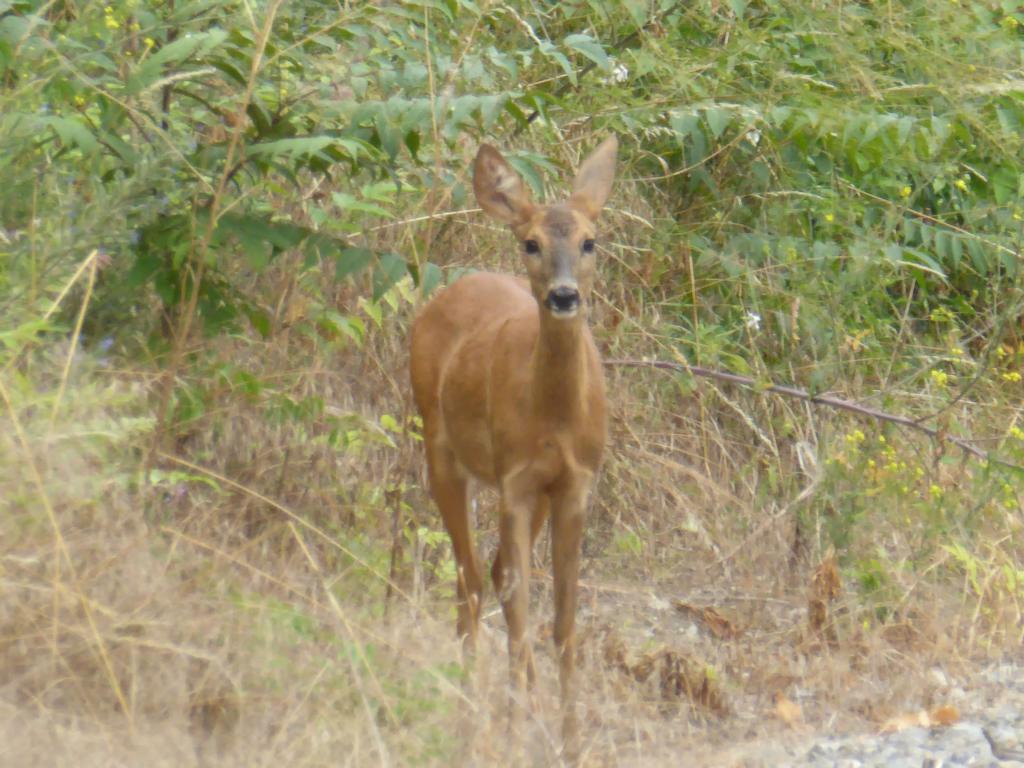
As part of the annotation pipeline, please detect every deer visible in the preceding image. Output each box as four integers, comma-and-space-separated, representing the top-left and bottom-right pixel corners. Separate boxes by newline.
409, 136, 618, 759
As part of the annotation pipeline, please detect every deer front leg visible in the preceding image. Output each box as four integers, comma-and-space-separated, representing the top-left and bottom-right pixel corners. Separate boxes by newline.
496, 477, 536, 732
491, 494, 550, 685
550, 480, 589, 762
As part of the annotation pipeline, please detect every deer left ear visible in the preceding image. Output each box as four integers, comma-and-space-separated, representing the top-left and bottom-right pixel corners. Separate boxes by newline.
569, 136, 618, 221
473, 144, 536, 226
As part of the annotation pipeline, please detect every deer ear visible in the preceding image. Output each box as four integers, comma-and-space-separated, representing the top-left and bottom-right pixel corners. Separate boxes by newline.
473, 144, 535, 225
569, 136, 618, 221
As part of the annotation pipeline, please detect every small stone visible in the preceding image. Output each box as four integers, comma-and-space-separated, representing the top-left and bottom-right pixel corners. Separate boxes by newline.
929, 668, 951, 689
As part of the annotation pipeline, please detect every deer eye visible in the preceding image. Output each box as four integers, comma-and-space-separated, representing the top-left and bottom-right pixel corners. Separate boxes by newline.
523, 239, 540, 255
582, 239, 596, 253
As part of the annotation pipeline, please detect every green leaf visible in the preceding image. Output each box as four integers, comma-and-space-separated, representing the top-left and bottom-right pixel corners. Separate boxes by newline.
248, 136, 334, 160
704, 108, 730, 140
563, 33, 609, 70
247, 307, 272, 338
505, 155, 545, 197
331, 192, 393, 219
319, 310, 365, 345
419, 262, 443, 297
372, 252, 408, 301
40, 116, 97, 152
538, 41, 575, 85
149, 28, 227, 69
126, 29, 227, 93
899, 247, 948, 281
336, 247, 374, 279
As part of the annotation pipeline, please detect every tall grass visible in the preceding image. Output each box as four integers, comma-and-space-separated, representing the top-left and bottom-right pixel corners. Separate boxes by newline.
2, 0, 1024, 764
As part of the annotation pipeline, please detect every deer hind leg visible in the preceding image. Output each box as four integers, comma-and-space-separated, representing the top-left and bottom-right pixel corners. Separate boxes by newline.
491, 493, 549, 685
425, 436, 482, 651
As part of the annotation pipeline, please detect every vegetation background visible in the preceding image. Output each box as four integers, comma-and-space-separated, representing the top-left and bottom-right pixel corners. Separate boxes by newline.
2, 0, 1023, 764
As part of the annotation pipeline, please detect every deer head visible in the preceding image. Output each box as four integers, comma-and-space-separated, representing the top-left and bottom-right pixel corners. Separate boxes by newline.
472, 137, 618, 320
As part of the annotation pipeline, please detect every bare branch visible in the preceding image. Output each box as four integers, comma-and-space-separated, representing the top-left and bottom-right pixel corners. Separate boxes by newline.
605, 358, 1020, 469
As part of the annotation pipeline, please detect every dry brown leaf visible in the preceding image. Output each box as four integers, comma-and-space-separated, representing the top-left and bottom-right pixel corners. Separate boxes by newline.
701, 606, 741, 639
673, 600, 699, 616
879, 710, 931, 733
773, 692, 803, 727
600, 630, 630, 676
929, 705, 960, 726
630, 652, 657, 684
879, 704, 960, 733
673, 601, 742, 639
600, 629, 729, 715
659, 650, 729, 715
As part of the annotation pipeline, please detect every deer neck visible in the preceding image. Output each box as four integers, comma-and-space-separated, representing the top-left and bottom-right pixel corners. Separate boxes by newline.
531, 310, 590, 424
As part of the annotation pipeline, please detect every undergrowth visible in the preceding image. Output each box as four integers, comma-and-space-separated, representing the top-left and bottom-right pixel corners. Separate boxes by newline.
2, 0, 1024, 765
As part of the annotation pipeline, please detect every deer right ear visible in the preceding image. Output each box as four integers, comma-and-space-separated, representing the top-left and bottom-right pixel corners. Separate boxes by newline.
473, 145, 535, 226
569, 136, 618, 221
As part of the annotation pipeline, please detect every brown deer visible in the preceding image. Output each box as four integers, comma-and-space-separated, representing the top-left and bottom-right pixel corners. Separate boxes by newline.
409, 136, 617, 757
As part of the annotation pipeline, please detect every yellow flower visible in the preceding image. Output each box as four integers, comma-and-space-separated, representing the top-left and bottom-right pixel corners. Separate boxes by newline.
1002, 371, 1022, 383
145, 37, 155, 48
824, 212, 835, 223
105, 16, 120, 29
955, 178, 968, 192
900, 185, 912, 198
1009, 426, 1024, 440
930, 369, 948, 387
930, 484, 943, 499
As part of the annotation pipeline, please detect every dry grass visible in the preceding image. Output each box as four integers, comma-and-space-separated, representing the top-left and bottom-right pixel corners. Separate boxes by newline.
3, 164, 1024, 767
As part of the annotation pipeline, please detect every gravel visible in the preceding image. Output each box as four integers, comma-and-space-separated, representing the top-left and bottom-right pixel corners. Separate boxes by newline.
783, 664, 1024, 768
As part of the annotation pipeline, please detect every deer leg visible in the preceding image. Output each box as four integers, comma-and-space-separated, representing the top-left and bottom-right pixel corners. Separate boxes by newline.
550, 481, 589, 762
496, 478, 535, 731
426, 438, 482, 651
492, 494, 549, 686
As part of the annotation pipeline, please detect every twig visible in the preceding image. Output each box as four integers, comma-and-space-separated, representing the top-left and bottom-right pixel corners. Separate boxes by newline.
48, 250, 98, 431
605, 358, 1017, 468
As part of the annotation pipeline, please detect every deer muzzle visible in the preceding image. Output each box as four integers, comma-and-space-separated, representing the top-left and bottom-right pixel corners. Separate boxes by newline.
545, 284, 581, 317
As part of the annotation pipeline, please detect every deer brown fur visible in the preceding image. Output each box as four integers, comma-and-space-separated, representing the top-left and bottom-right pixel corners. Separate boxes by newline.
409, 137, 618, 757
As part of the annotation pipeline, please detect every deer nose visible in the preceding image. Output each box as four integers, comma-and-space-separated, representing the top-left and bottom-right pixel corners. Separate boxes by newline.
545, 285, 581, 315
